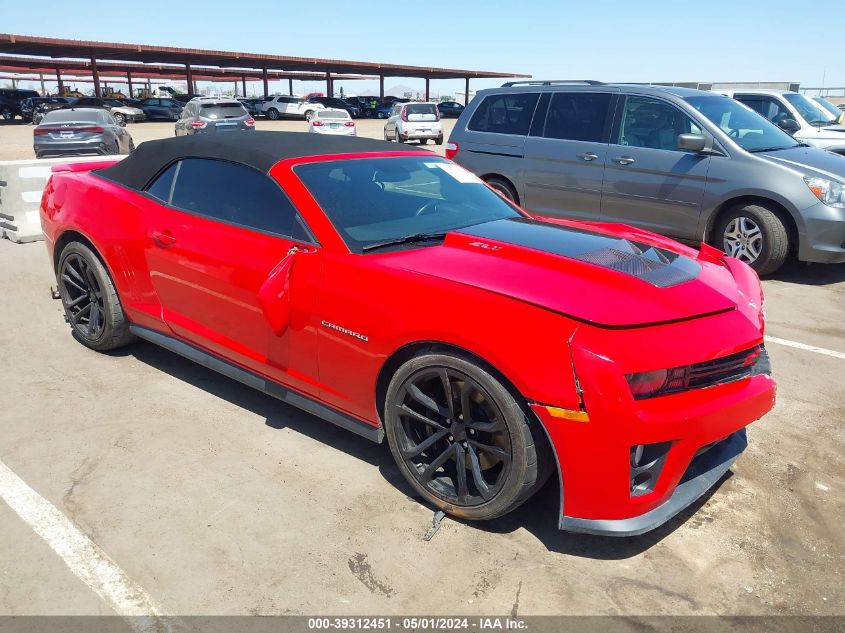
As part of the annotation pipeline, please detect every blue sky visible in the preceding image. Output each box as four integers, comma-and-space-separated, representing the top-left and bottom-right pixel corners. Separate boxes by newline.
3, 0, 843, 98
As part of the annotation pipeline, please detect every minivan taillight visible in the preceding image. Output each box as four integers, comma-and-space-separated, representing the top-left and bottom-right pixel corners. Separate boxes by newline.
445, 141, 459, 159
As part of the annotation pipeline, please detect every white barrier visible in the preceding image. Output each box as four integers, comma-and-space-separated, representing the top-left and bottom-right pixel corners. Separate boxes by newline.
0, 155, 124, 243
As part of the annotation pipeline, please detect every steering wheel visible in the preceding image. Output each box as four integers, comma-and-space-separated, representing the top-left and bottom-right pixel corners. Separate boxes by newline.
728, 128, 740, 139
415, 200, 441, 217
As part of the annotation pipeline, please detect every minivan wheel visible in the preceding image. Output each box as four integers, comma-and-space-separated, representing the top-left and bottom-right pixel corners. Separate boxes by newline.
384, 353, 547, 521
485, 177, 518, 204
714, 204, 789, 275
57, 242, 135, 352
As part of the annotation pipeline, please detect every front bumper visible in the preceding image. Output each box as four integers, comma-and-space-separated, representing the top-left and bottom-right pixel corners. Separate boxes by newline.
560, 429, 747, 536
796, 200, 845, 264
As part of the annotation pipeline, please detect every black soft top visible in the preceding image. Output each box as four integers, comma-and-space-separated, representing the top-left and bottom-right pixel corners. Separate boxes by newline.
96, 131, 420, 190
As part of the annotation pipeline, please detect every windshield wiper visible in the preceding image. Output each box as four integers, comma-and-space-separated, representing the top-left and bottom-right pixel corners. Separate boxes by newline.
748, 145, 800, 153
361, 232, 448, 253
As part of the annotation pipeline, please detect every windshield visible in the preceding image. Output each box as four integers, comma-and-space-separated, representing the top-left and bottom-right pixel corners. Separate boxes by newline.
812, 97, 843, 119
685, 95, 800, 152
295, 156, 522, 252
782, 93, 837, 127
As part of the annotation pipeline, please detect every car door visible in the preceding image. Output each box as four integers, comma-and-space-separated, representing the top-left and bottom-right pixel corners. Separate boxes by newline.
138, 158, 323, 397
522, 91, 615, 221
600, 95, 711, 240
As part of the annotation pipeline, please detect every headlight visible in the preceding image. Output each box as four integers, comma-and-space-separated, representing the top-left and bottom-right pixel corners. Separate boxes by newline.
804, 176, 845, 208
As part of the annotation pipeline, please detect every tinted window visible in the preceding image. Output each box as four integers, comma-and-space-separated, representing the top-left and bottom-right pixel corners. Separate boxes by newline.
544, 92, 611, 142
41, 109, 101, 124
782, 93, 837, 126
199, 103, 247, 117
736, 96, 791, 127
170, 159, 296, 236
145, 163, 178, 203
467, 92, 540, 136
295, 156, 521, 252
618, 96, 701, 151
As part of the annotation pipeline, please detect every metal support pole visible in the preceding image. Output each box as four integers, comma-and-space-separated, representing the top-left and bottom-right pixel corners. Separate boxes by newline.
234, 81, 238, 97
288, 78, 293, 96
56, 68, 64, 94
242, 76, 247, 97
379, 75, 384, 100
464, 77, 470, 105
262, 67, 269, 98
186, 64, 194, 94
127, 72, 133, 98
91, 57, 101, 97
425, 77, 430, 102
39, 73, 45, 95
326, 72, 333, 97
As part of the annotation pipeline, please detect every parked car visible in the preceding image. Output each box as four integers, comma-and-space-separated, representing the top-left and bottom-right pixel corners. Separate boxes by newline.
40, 131, 775, 536
370, 102, 394, 119
20, 97, 70, 123
447, 82, 845, 274
72, 97, 146, 125
308, 108, 356, 135
307, 97, 361, 118
717, 89, 845, 154
137, 98, 184, 121
33, 107, 133, 158
237, 98, 265, 117
437, 101, 465, 118
175, 97, 255, 135
0, 88, 41, 121
812, 96, 845, 125
261, 95, 310, 120
384, 102, 443, 145
173, 93, 203, 104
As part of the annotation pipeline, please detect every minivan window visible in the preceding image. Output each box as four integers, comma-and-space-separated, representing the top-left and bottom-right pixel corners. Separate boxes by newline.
686, 95, 799, 152
544, 92, 612, 143
468, 93, 540, 136
169, 159, 297, 236
782, 93, 837, 127
618, 96, 701, 151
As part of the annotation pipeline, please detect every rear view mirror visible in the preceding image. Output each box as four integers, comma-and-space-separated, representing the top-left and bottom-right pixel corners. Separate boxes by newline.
677, 133, 707, 152
778, 118, 800, 134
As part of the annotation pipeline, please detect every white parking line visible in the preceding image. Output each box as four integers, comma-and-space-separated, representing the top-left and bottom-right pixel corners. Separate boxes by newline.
0, 458, 178, 633
765, 336, 845, 360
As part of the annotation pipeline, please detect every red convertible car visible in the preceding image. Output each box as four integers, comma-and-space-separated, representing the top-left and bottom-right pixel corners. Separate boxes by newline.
40, 132, 776, 536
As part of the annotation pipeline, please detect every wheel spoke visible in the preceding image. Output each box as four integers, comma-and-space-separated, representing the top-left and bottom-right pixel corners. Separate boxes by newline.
469, 439, 510, 463
66, 293, 89, 308
396, 404, 448, 431
406, 383, 448, 418
454, 445, 468, 500
439, 369, 455, 420
468, 445, 492, 500
467, 418, 503, 433
72, 301, 92, 324
88, 304, 101, 335
421, 444, 455, 480
401, 430, 448, 458
61, 273, 87, 294
65, 261, 87, 288
83, 262, 100, 295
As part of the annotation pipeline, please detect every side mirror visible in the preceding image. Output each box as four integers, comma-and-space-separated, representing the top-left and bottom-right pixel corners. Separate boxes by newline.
778, 118, 800, 134
677, 133, 707, 152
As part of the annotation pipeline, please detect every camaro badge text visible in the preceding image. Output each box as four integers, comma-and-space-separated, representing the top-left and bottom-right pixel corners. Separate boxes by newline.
321, 321, 369, 342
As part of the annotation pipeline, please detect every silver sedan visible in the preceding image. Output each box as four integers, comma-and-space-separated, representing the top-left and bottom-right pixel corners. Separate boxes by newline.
34, 108, 134, 159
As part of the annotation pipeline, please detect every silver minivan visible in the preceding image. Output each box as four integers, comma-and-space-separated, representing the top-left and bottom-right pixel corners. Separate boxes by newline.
447, 81, 845, 274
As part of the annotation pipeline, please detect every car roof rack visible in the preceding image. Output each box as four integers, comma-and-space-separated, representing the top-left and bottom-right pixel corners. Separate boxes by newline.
500, 80, 606, 87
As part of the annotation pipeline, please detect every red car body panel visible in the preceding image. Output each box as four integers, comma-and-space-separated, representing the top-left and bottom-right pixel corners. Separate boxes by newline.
40, 148, 776, 535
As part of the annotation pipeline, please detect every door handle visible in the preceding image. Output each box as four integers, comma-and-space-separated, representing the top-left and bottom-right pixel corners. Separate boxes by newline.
151, 231, 177, 248
576, 152, 599, 161
612, 156, 636, 165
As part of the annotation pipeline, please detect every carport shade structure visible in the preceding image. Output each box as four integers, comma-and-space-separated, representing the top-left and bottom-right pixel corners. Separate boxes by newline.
0, 33, 528, 100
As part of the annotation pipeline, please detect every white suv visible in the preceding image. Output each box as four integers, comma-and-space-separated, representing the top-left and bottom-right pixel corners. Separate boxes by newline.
718, 89, 845, 154
261, 96, 324, 120
384, 102, 443, 145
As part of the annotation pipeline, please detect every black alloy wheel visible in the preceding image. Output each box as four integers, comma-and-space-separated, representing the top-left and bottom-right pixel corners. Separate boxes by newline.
385, 354, 548, 520
59, 252, 108, 342
57, 242, 135, 351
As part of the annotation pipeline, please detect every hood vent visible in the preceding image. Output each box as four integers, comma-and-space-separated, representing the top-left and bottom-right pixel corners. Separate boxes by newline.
575, 241, 700, 288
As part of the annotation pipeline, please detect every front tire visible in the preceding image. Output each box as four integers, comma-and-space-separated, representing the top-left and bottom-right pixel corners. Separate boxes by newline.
485, 177, 518, 204
57, 242, 135, 352
113, 112, 126, 125
714, 204, 789, 275
384, 353, 546, 521
266, 108, 280, 120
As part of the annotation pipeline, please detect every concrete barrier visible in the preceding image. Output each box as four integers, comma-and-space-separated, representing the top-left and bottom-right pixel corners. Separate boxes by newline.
0, 155, 124, 243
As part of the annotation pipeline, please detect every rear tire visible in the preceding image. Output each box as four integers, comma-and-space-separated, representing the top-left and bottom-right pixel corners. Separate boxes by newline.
304, 110, 315, 121
113, 112, 126, 125
267, 108, 280, 120
57, 242, 135, 352
713, 204, 789, 275
1, 107, 13, 121
435, 136, 443, 146
485, 177, 518, 204
384, 353, 548, 521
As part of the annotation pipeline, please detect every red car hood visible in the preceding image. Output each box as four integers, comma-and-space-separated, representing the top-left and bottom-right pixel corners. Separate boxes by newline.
375, 217, 741, 328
